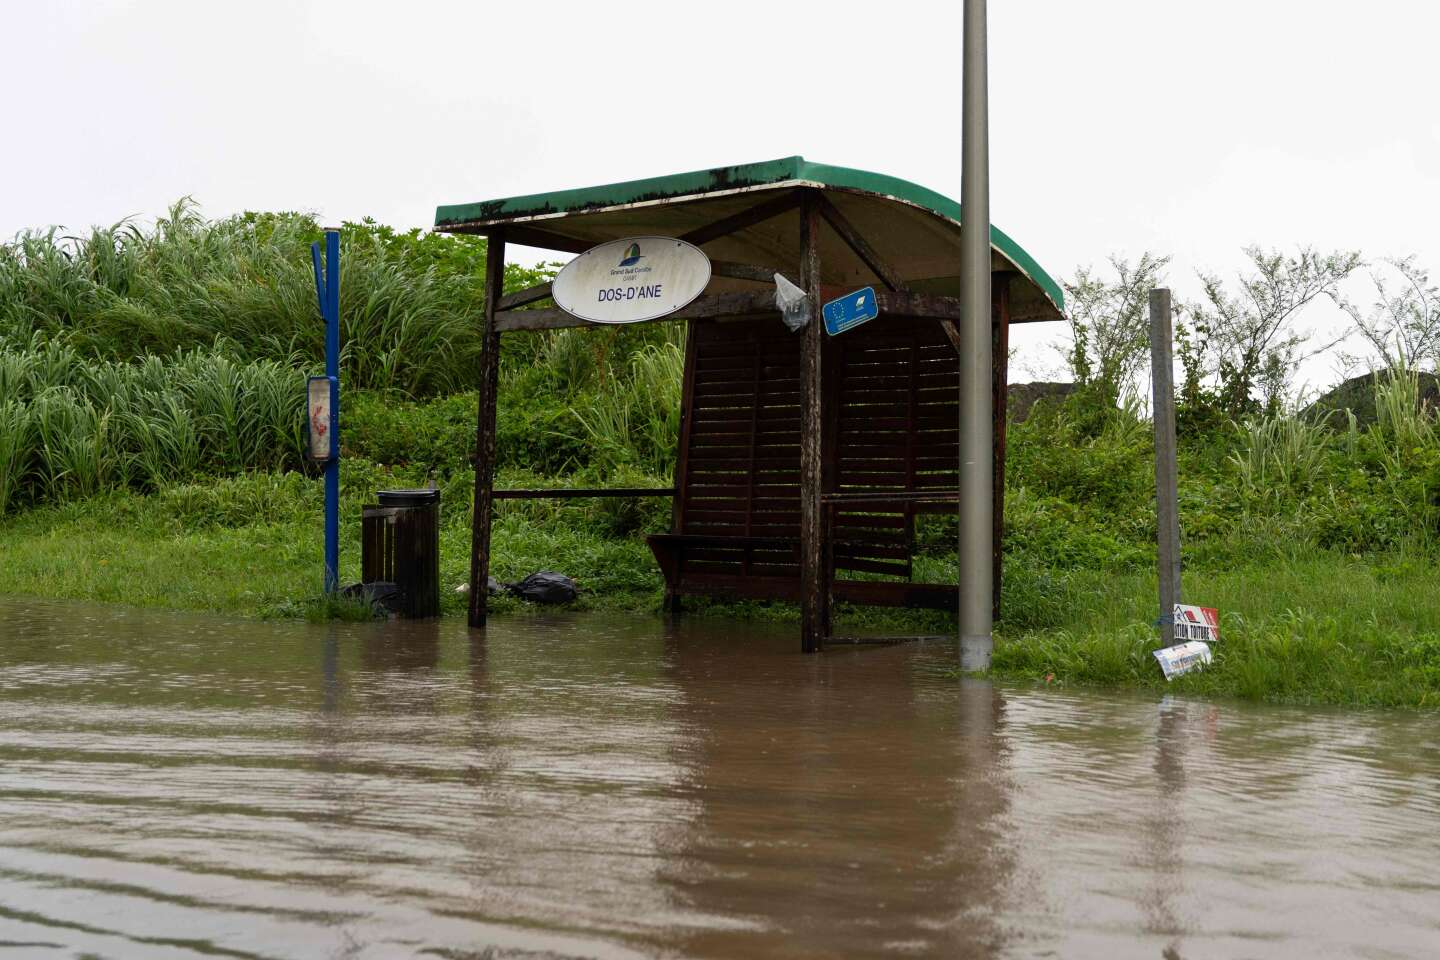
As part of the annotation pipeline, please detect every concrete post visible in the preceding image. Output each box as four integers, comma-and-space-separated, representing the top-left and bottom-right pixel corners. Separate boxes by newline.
1149, 288, 1182, 644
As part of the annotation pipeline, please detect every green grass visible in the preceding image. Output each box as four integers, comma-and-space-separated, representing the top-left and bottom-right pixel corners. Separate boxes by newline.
5, 205, 1440, 710
3, 464, 1438, 708
0, 463, 670, 619
989, 558, 1440, 708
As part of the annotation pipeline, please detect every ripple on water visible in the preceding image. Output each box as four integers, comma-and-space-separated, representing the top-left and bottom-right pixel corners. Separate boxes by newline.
0, 599, 1437, 958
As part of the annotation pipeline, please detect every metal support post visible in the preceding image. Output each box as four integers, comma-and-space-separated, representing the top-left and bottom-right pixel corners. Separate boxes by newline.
959, 0, 994, 670
311, 230, 341, 595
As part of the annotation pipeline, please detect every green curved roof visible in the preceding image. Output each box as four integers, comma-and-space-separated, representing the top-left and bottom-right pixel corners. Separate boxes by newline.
435, 156, 1063, 316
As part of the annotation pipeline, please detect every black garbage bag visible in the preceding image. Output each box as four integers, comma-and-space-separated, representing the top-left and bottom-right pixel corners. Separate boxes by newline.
507, 571, 579, 604
341, 581, 406, 615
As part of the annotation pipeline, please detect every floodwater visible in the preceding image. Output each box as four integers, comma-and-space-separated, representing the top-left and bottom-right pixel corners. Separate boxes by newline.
0, 601, 1437, 960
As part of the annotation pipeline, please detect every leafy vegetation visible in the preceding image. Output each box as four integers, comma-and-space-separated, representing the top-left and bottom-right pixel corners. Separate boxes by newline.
3, 204, 1440, 708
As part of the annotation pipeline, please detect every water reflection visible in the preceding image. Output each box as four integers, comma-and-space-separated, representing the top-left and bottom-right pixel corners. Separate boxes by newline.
0, 598, 1437, 959
657, 629, 1018, 956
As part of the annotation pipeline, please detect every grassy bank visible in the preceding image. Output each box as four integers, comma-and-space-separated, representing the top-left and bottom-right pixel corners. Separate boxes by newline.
2, 471, 1436, 707
4, 206, 1440, 709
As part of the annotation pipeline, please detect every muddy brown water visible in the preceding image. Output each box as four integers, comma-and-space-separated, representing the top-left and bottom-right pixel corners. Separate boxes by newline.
0, 599, 1437, 959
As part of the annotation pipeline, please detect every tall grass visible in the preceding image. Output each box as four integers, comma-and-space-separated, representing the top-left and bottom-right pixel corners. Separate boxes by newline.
0, 201, 552, 397
570, 340, 684, 475
1231, 414, 1333, 496
0, 339, 303, 513
1372, 360, 1434, 466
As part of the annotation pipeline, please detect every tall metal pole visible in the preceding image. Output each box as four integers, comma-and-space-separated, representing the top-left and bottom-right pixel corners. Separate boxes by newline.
959, 0, 994, 670
315, 229, 341, 595
1149, 288, 1181, 645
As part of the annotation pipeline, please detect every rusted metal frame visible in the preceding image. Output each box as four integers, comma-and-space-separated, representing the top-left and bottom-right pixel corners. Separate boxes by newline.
492, 488, 674, 499
679, 190, 802, 247
494, 290, 778, 333
992, 275, 1011, 620
798, 190, 827, 652
815, 194, 907, 293
496, 281, 552, 312
468, 232, 506, 628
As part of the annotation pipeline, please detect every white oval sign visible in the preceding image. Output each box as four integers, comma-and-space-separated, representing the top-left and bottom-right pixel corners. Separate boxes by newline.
551, 236, 711, 324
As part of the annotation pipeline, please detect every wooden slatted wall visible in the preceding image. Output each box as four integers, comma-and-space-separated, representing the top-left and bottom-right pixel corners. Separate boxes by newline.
833, 317, 958, 578
674, 315, 959, 587
677, 319, 803, 578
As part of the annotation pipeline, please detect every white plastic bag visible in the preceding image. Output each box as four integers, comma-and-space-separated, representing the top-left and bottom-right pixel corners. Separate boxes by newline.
773, 273, 810, 332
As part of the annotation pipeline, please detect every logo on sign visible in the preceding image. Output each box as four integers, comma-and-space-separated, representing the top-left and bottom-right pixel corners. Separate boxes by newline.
823, 286, 880, 336
551, 236, 712, 325
1174, 604, 1220, 643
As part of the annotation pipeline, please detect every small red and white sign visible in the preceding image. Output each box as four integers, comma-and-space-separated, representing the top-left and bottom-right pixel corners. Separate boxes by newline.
1174, 604, 1219, 644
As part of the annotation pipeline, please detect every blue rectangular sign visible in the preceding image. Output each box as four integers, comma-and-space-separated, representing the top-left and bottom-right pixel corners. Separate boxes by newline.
823, 286, 879, 336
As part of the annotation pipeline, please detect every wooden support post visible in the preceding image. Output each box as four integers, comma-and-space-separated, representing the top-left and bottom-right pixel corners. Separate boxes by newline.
798, 191, 827, 653
665, 321, 700, 617
467, 233, 506, 628
816, 194, 906, 292
1150, 288, 1181, 645
991, 275, 1010, 620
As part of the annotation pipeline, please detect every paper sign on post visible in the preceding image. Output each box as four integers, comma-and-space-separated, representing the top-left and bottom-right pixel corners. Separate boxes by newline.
1174, 604, 1220, 643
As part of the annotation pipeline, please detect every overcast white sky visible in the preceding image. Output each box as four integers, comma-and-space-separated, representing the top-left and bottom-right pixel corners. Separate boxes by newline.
4, 0, 1437, 390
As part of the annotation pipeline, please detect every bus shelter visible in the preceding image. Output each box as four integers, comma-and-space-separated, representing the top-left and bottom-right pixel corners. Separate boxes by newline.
434, 157, 1064, 651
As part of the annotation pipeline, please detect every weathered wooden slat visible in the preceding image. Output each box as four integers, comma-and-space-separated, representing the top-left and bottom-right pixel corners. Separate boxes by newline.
840, 415, 961, 432
837, 457, 906, 471
467, 233, 506, 628
832, 512, 908, 528
690, 419, 754, 437
816, 194, 906, 293
831, 556, 911, 577
694, 367, 796, 385
497, 225, 593, 254
696, 353, 760, 372
494, 290, 779, 332
711, 260, 797, 286
683, 510, 750, 526
496, 281, 553, 312
684, 560, 750, 575
840, 374, 956, 391
492, 487, 674, 499
691, 408, 759, 425
679, 191, 801, 247
686, 444, 754, 461
833, 540, 913, 561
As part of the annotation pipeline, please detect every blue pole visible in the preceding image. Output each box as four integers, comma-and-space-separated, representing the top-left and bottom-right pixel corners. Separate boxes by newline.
317, 230, 341, 594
